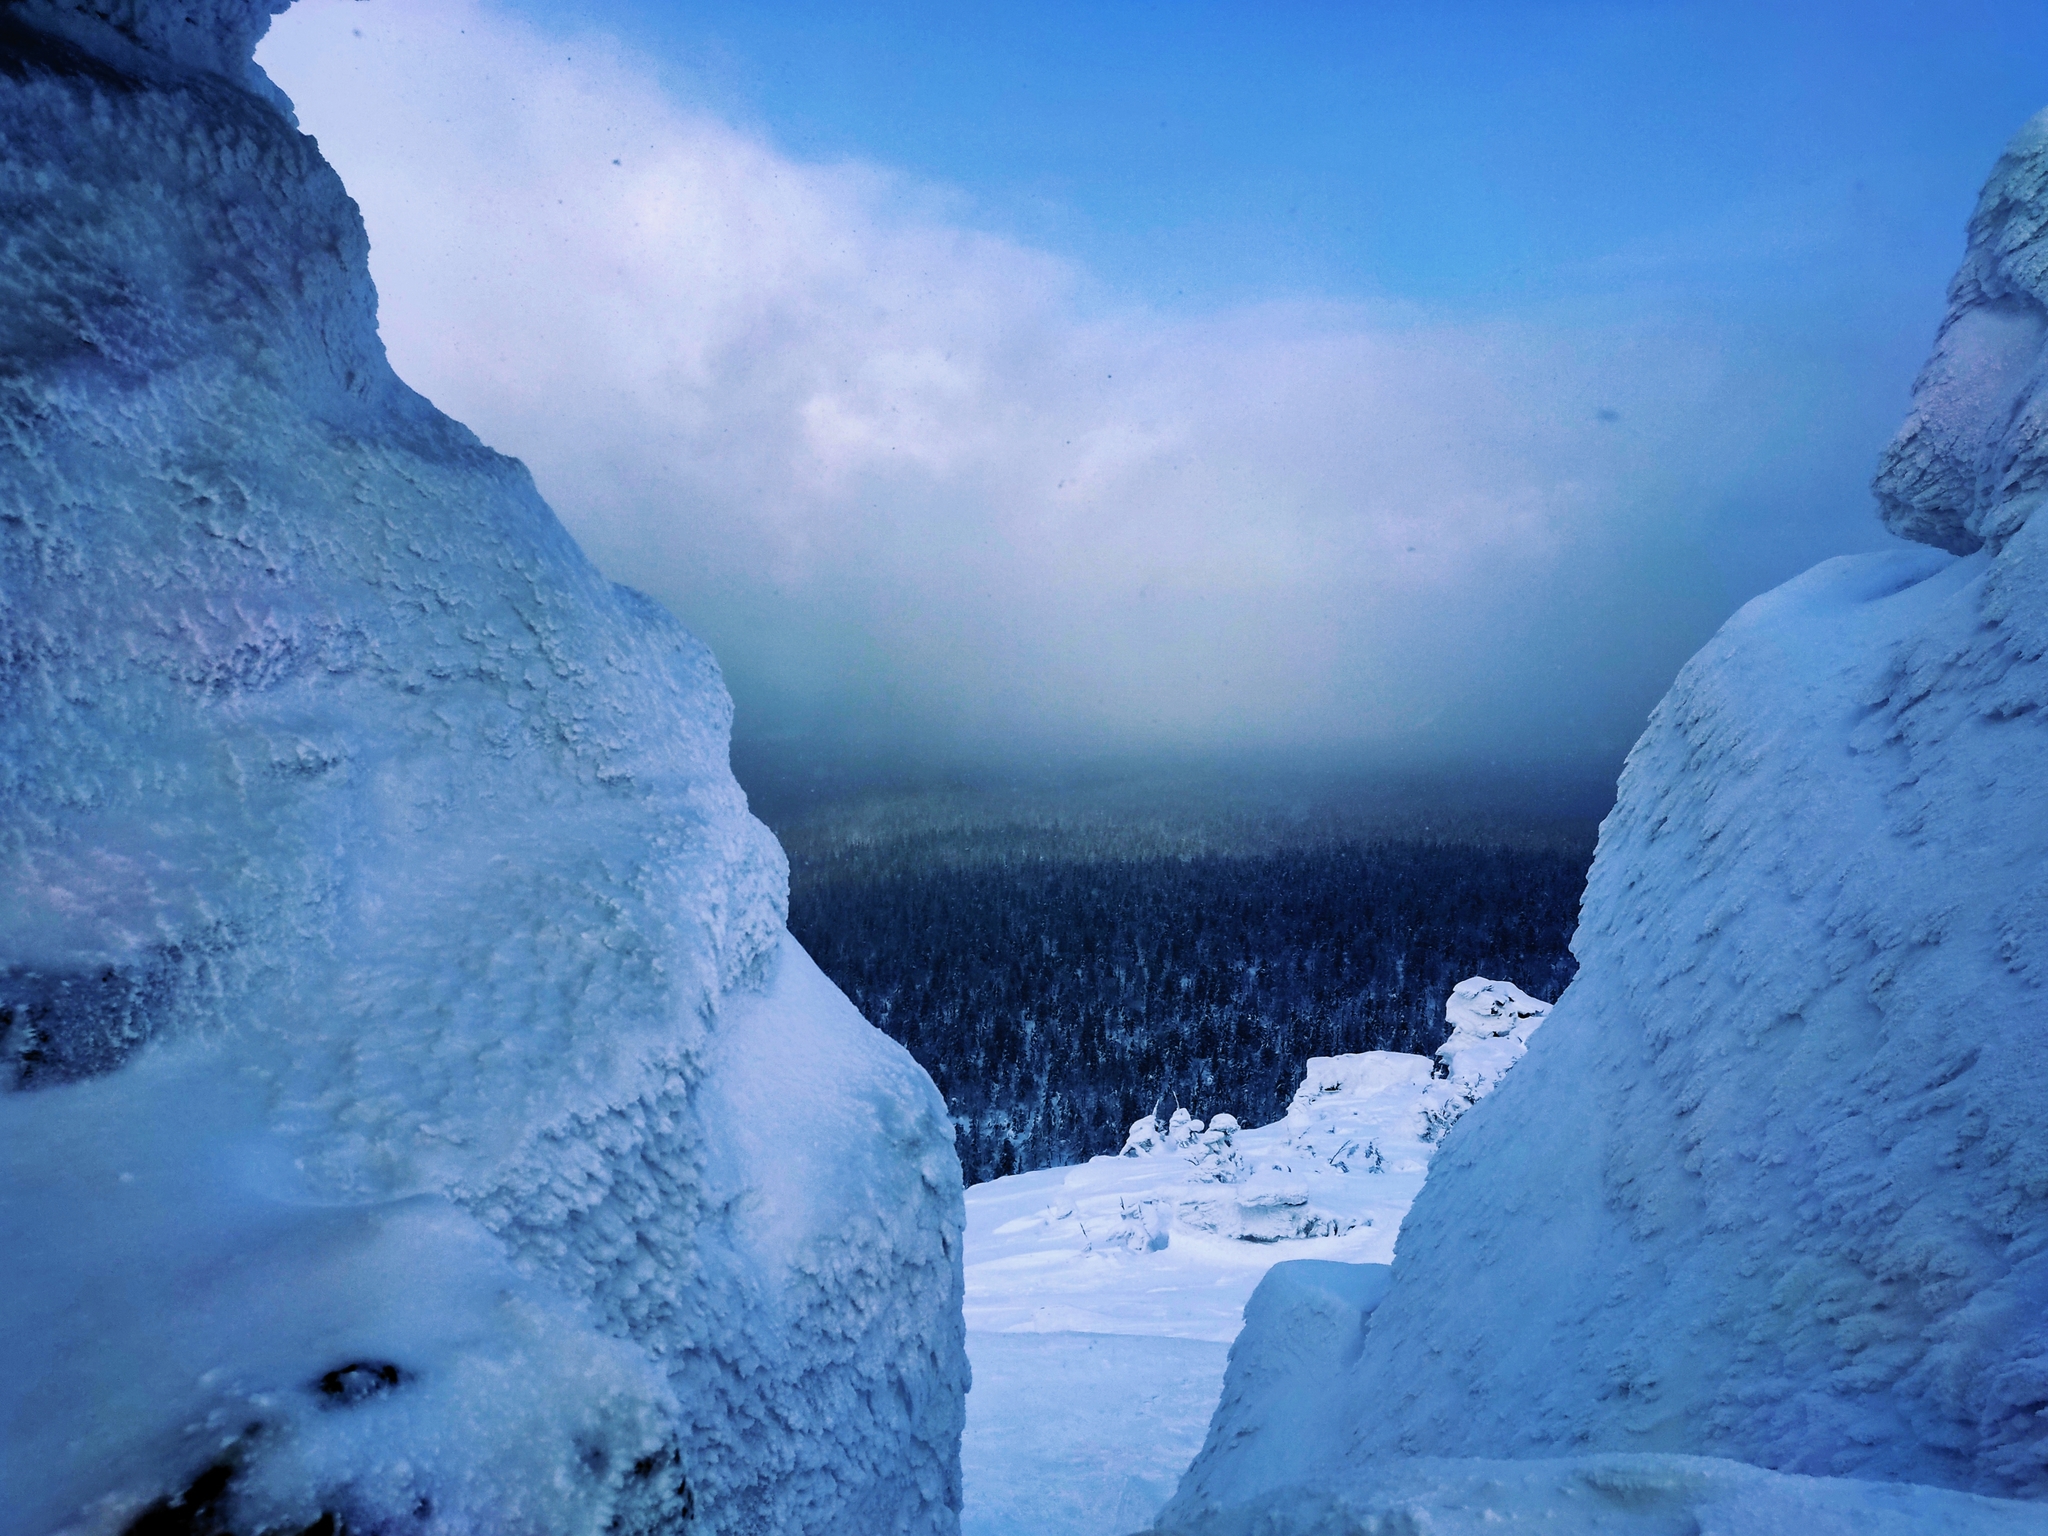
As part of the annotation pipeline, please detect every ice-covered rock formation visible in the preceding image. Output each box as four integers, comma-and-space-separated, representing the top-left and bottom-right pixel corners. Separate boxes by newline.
1430, 975, 1549, 1108
1160, 110, 2048, 1532
1875, 110, 2048, 558
964, 978, 1548, 1342
0, 5, 965, 1533
1095, 979, 1549, 1248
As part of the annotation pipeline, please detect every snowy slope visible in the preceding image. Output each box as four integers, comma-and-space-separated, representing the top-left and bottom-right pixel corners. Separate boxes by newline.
1163, 109, 2048, 1530
959, 980, 1548, 1536
0, 6, 963, 1533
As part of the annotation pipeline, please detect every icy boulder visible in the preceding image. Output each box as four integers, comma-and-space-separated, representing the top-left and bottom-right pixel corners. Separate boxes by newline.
1875, 109, 2048, 556
1164, 111, 2048, 1526
0, 7, 964, 1535
1173, 1260, 1395, 1506
1433, 976, 1549, 1098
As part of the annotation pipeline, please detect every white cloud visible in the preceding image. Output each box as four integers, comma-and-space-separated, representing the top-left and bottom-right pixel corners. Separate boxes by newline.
260, 0, 1775, 769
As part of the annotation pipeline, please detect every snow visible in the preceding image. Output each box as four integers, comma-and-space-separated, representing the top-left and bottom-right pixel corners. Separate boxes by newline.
1158, 1454, 2048, 1535
1876, 108, 2048, 556
958, 979, 1547, 1535
1162, 110, 2048, 1532
962, 1333, 1230, 1536
0, 7, 963, 1533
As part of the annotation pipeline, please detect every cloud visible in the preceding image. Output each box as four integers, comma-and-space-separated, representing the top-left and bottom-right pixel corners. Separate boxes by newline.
258, 0, 1827, 774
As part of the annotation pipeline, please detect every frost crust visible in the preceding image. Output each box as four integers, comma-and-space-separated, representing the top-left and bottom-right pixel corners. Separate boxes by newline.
1876, 109, 2048, 554
0, 7, 964, 1533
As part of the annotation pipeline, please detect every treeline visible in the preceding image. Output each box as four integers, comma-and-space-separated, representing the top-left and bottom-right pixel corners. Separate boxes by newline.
785, 835, 1588, 1184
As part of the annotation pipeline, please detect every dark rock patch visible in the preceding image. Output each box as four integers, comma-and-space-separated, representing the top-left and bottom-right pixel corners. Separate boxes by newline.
314, 1361, 406, 1406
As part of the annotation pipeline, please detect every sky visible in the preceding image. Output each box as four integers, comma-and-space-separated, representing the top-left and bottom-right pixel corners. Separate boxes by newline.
258, 0, 2048, 791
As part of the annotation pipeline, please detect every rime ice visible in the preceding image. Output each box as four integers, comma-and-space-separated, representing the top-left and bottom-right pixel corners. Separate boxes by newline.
0, 5, 965, 1533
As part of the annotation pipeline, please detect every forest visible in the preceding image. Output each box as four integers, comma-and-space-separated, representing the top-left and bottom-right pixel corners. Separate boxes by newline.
777, 791, 1593, 1184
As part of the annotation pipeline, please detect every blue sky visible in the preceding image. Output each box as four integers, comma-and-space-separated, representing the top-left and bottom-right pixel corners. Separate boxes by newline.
264, 0, 2048, 783
499, 0, 2046, 314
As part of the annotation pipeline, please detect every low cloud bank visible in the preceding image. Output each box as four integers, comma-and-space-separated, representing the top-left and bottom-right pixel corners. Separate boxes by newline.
261, 0, 1889, 776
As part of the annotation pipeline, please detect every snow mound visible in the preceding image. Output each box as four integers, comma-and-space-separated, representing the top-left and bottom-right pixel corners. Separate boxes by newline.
1167, 109, 2048, 1521
0, 7, 964, 1534
1171, 1260, 1394, 1509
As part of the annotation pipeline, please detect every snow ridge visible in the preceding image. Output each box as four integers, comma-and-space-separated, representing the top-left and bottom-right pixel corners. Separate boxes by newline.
0, 5, 964, 1533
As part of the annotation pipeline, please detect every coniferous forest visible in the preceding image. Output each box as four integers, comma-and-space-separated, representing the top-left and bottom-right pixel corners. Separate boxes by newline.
773, 786, 1595, 1184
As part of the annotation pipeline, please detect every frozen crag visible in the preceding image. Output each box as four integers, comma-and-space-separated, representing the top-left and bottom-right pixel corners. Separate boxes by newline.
1160, 111, 2048, 1533
1431, 974, 1549, 1107
0, 5, 965, 1534
1874, 109, 2048, 557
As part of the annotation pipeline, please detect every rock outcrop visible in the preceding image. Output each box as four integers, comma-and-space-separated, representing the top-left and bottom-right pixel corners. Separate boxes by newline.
0, 4, 965, 1532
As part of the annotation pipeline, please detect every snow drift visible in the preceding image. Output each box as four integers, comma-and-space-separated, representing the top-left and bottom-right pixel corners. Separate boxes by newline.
0, 4, 964, 1533
1161, 110, 2048, 1529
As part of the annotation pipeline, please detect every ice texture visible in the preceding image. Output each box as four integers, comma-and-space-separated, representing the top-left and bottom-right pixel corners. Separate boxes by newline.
0, 5, 965, 1533
1876, 108, 2048, 555
1163, 110, 2048, 1530
1160, 1453, 2048, 1535
10, 1, 289, 79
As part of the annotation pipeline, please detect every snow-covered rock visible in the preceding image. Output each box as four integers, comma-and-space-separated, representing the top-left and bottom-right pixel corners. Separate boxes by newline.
0, 7, 964, 1534
1875, 109, 2048, 557
1163, 109, 2048, 1529
958, 980, 1545, 1534
1432, 974, 1549, 1103
1090, 980, 1547, 1253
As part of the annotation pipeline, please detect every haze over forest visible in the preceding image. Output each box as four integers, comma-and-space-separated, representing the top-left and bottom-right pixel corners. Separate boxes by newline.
259, 0, 2048, 802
